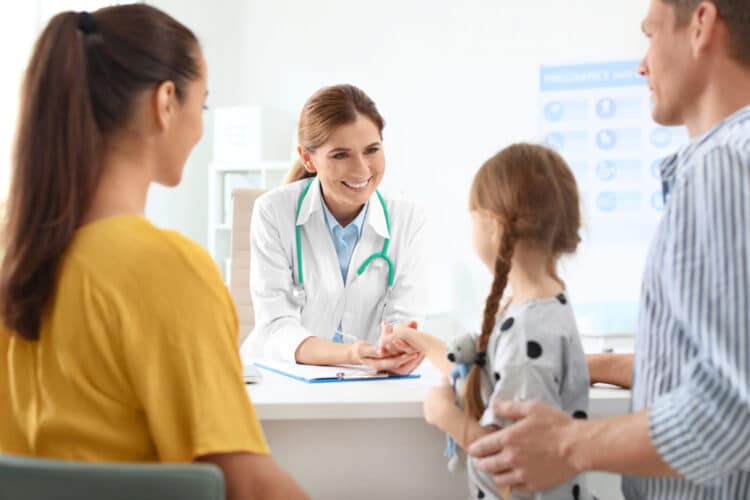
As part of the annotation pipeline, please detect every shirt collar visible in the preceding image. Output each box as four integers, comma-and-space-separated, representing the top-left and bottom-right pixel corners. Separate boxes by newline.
321, 193, 368, 238
294, 176, 391, 239
660, 103, 750, 193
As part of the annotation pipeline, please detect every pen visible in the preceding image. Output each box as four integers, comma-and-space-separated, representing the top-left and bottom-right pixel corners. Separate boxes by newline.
333, 328, 359, 344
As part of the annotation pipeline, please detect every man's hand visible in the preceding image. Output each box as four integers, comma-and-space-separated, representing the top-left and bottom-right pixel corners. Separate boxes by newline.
468, 400, 580, 493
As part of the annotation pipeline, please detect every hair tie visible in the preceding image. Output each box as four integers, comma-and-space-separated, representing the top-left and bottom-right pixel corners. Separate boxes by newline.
474, 351, 487, 367
78, 11, 97, 35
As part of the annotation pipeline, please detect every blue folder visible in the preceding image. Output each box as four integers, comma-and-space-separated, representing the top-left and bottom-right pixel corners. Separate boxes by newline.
254, 360, 420, 384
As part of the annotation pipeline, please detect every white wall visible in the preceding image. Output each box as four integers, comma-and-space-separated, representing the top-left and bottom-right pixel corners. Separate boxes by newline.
0, 0, 138, 201
3, 1, 655, 335
144, 0, 260, 245
0, 3, 38, 201
151, 0, 652, 333
0, 0, 209, 246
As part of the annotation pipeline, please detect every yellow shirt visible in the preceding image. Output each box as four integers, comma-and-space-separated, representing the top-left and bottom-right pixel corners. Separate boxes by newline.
0, 215, 269, 462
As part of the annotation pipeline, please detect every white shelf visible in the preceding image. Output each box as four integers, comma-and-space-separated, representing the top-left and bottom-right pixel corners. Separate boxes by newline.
208, 106, 297, 282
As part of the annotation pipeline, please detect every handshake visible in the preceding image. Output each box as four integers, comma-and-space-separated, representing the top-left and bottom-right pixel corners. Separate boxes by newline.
347, 320, 430, 375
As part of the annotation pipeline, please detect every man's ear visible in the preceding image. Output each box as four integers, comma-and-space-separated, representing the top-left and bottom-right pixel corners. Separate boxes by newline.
690, 1, 719, 60
154, 80, 177, 131
297, 145, 317, 174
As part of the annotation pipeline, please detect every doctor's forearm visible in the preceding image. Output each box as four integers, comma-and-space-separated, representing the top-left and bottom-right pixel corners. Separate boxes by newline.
294, 337, 356, 365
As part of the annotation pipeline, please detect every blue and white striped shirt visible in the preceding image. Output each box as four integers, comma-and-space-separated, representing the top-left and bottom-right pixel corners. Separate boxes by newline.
623, 105, 750, 499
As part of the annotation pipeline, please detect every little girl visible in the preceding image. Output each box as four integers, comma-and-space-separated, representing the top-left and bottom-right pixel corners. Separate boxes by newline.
383, 143, 592, 500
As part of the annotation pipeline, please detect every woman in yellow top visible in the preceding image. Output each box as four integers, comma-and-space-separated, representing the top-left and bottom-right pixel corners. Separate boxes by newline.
0, 5, 306, 500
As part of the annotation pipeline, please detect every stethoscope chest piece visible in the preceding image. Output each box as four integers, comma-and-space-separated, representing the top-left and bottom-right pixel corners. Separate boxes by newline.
291, 284, 306, 306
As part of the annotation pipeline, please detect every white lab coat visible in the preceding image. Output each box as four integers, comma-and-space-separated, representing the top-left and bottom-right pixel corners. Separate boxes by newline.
242, 177, 428, 363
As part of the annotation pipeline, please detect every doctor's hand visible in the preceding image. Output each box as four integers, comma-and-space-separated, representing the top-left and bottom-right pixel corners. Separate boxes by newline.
379, 320, 431, 356
349, 340, 423, 374
377, 321, 426, 374
382, 322, 446, 358
378, 320, 420, 357
468, 400, 579, 493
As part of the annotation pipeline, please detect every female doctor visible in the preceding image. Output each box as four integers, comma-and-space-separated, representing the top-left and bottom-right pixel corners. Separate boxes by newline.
244, 84, 427, 374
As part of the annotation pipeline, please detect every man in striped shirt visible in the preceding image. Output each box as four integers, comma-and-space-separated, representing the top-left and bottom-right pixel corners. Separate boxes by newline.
466, 0, 750, 498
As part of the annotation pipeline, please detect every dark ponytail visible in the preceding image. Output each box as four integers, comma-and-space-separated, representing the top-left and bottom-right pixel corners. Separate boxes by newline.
0, 5, 200, 340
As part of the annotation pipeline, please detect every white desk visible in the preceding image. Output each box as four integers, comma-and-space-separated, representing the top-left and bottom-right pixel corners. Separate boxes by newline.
247, 364, 630, 500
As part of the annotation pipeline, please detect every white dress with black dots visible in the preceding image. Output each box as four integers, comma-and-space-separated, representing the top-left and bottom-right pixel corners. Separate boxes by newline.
466, 293, 596, 500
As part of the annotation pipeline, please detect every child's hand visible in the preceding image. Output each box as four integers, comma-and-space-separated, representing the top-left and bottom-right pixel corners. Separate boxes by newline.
424, 379, 458, 428
349, 340, 420, 372
380, 322, 454, 377
378, 320, 419, 356
381, 321, 432, 353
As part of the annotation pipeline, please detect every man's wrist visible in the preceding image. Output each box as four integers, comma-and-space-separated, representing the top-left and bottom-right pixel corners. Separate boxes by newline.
560, 418, 590, 473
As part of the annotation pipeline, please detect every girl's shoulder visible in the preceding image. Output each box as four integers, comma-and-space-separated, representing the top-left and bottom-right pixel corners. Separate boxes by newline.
502, 293, 577, 336
490, 293, 580, 363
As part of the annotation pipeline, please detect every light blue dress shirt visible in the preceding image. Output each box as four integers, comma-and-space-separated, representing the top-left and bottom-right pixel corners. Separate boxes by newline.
321, 197, 368, 343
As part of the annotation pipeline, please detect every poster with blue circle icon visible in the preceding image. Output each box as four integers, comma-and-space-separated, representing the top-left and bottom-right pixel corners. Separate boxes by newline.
539, 60, 688, 241
539, 61, 689, 337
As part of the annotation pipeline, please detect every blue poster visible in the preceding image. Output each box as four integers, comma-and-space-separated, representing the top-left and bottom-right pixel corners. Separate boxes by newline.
540, 60, 688, 235
539, 61, 688, 339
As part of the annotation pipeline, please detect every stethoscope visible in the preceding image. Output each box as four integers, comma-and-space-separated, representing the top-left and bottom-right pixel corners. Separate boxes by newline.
291, 178, 395, 304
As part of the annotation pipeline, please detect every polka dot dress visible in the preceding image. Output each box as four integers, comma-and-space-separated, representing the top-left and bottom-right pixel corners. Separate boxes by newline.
466, 293, 594, 500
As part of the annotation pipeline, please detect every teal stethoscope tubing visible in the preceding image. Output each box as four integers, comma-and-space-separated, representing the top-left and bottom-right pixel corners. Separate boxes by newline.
295, 178, 394, 288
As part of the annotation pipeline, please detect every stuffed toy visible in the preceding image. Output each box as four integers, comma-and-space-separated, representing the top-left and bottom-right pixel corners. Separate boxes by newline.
444, 332, 481, 472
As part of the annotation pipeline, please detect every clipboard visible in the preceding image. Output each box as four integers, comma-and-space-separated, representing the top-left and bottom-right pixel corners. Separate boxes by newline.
254, 360, 420, 384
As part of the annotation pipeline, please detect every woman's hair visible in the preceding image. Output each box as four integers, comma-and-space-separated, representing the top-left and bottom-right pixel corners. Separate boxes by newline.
284, 84, 385, 184
0, 5, 201, 341
463, 143, 582, 420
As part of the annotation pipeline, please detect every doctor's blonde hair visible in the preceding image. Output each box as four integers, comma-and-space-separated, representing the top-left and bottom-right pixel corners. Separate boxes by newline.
284, 84, 385, 184
463, 143, 582, 420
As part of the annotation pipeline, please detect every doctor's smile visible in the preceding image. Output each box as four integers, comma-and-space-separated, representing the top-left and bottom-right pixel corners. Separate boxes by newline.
340, 177, 373, 192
